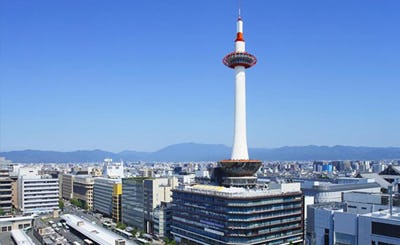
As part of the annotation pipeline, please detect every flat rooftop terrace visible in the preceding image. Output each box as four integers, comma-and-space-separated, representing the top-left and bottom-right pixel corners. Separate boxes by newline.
362, 207, 400, 221
61, 214, 136, 245
175, 183, 301, 198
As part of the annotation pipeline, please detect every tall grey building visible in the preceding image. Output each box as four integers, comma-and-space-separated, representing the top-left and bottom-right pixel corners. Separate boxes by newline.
93, 177, 121, 219
122, 177, 148, 231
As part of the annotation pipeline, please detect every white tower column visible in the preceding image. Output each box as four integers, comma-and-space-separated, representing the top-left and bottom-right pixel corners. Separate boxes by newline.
231, 65, 249, 160
223, 16, 257, 161
220, 12, 261, 186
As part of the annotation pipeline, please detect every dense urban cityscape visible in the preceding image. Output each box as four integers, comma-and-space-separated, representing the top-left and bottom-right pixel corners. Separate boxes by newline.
1, 1, 400, 245
0, 157, 400, 244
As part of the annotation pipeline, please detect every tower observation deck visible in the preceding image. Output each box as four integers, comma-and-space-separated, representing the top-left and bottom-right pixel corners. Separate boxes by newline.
219, 15, 261, 187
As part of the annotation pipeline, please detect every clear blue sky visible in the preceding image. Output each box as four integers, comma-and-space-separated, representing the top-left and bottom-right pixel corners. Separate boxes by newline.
1, 0, 399, 152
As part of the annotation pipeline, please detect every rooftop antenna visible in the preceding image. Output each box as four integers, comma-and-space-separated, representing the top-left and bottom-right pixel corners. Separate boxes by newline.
238, 0, 242, 18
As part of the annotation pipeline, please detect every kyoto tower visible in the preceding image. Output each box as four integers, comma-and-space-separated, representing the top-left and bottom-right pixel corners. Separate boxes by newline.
219, 12, 262, 187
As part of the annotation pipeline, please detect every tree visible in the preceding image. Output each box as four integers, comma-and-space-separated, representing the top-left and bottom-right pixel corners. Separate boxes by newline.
164, 238, 177, 245
59, 199, 64, 210
0, 208, 5, 216
70, 198, 84, 209
83, 201, 89, 211
116, 222, 127, 230
130, 228, 137, 237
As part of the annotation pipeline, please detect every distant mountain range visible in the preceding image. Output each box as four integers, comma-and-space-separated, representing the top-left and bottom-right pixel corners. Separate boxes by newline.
1, 143, 400, 163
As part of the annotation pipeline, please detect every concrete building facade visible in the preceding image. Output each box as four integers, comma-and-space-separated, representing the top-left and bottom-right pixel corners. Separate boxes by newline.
153, 202, 172, 239
307, 202, 400, 245
0, 216, 34, 233
300, 179, 381, 203
144, 177, 178, 233
18, 175, 59, 214
344, 191, 400, 214
73, 175, 94, 210
93, 177, 122, 222
358, 209, 400, 245
0, 163, 12, 214
61, 174, 74, 200
122, 177, 177, 232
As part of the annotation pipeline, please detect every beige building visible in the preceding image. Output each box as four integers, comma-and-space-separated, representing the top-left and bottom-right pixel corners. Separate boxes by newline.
144, 177, 178, 233
73, 175, 94, 210
11, 176, 18, 209
122, 177, 178, 233
0, 216, 34, 232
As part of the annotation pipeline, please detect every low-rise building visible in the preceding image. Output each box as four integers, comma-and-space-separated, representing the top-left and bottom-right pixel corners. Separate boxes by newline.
34, 226, 68, 245
0, 215, 34, 232
300, 179, 381, 203
306, 202, 400, 245
306, 202, 347, 245
11, 229, 36, 245
358, 209, 400, 245
61, 214, 135, 245
153, 201, 172, 239
344, 191, 400, 214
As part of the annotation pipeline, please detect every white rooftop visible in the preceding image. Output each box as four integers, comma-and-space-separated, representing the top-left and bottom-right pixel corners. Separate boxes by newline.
362, 207, 400, 221
61, 214, 136, 245
11, 229, 35, 245
0, 215, 35, 222
177, 183, 301, 197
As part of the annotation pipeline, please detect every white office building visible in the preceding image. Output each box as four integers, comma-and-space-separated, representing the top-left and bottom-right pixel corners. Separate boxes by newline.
358, 209, 400, 245
344, 191, 400, 214
306, 202, 347, 245
102, 158, 124, 178
18, 173, 59, 214
301, 179, 381, 203
306, 202, 400, 245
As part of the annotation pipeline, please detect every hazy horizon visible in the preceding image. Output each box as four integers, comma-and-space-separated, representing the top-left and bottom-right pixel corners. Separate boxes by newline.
2, 142, 400, 154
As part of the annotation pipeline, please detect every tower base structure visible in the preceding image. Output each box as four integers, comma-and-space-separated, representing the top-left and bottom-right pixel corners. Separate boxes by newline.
218, 159, 262, 187
221, 176, 257, 187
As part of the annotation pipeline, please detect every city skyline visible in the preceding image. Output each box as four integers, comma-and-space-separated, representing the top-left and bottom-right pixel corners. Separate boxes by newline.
1, 0, 400, 152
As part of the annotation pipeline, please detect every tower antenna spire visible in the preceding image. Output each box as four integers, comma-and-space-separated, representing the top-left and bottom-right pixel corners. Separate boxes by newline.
238, 0, 241, 18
